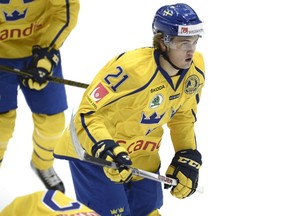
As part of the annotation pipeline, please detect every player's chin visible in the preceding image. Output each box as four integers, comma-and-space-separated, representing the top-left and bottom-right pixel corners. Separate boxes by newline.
181, 59, 193, 69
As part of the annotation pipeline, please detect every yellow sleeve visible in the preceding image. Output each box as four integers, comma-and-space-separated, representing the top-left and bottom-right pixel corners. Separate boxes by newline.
167, 97, 198, 152
40, 0, 80, 50
73, 55, 124, 154
74, 49, 155, 155
167, 52, 205, 152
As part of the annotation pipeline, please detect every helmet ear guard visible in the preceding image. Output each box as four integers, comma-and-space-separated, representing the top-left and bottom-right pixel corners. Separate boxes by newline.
152, 3, 204, 38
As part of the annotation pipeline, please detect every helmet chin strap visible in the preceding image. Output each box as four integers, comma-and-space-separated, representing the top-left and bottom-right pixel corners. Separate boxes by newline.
161, 50, 183, 71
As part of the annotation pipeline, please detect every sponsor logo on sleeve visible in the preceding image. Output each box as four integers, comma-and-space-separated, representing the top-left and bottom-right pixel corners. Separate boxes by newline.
90, 83, 109, 103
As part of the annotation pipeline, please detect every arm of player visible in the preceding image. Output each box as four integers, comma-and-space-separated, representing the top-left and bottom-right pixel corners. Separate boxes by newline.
38, 0, 80, 50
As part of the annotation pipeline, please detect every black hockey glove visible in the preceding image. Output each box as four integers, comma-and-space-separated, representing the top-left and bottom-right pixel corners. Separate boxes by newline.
165, 149, 202, 199
22, 45, 59, 90
92, 139, 133, 183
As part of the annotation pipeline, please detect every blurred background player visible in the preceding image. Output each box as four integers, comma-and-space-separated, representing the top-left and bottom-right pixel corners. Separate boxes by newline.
0, 190, 100, 216
54, 3, 205, 215
0, 0, 79, 193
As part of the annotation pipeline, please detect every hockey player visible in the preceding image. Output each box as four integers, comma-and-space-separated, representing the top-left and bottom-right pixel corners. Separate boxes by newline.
0, 190, 99, 216
0, 0, 79, 193
54, 3, 205, 215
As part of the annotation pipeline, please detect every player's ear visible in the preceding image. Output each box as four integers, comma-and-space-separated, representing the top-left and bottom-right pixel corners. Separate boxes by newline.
159, 39, 167, 52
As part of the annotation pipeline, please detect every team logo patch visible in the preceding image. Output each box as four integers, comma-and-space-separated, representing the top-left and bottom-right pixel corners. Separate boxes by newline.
150, 94, 164, 109
184, 75, 200, 95
90, 83, 109, 103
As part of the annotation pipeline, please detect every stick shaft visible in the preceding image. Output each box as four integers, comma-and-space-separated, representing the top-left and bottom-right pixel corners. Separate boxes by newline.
0, 64, 89, 89
69, 114, 177, 186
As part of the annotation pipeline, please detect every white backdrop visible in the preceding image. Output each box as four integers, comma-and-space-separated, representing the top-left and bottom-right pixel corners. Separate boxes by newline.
1, 0, 288, 215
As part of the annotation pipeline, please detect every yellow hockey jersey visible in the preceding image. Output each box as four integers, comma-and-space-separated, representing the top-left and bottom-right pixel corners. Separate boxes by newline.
54, 48, 205, 172
0, 190, 98, 216
0, 0, 79, 58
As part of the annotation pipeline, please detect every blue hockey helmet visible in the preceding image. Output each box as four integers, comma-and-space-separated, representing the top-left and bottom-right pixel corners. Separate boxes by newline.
152, 3, 203, 38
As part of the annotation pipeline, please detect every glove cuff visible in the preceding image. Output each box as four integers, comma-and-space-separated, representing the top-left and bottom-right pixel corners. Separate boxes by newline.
32, 45, 59, 67
91, 139, 118, 158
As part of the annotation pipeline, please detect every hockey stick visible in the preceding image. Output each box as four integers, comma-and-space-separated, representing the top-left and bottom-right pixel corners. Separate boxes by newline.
0, 64, 89, 89
69, 114, 178, 186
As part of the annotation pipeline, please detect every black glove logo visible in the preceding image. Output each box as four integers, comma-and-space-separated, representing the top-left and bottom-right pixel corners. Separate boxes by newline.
38, 71, 46, 78
177, 156, 201, 169
122, 154, 131, 161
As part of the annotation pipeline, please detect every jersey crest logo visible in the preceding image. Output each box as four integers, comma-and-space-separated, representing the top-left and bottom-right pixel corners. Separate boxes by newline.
141, 112, 165, 124
3, 9, 27, 21
184, 75, 201, 95
1, 0, 33, 21
90, 83, 109, 103
150, 94, 164, 109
